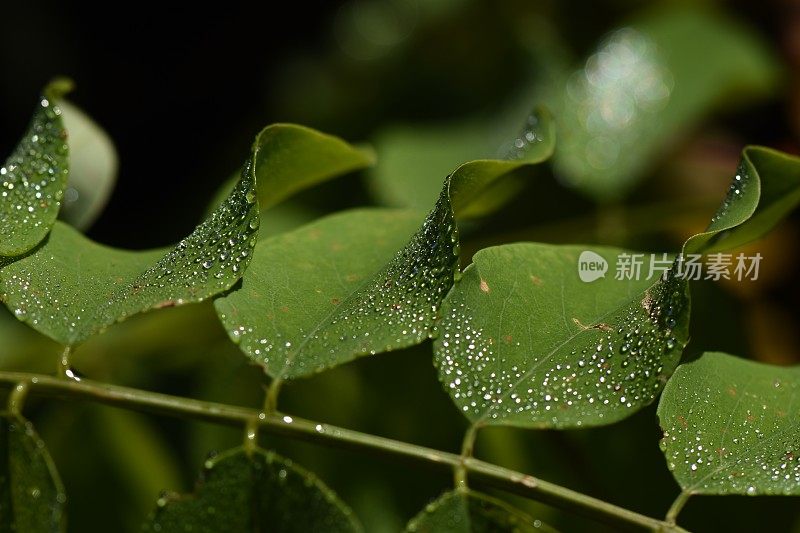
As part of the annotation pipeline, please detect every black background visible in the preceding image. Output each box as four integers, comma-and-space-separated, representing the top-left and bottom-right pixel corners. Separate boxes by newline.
0, 2, 340, 247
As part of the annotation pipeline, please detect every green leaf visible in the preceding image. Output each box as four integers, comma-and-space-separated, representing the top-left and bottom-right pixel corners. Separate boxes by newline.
550, 5, 779, 200
58, 100, 118, 230
206, 124, 375, 214
0, 155, 259, 346
215, 206, 454, 379
657, 352, 800, 496
434, 143, 800, 430
369, 107, 556, 216
143, 447, 362, 533
685, 147, 800, 254
434, 244, 689, 429
216, 109, 554, 380
0, 80, 71, 257
405, 490, 555, 533
0, 414, 66, 532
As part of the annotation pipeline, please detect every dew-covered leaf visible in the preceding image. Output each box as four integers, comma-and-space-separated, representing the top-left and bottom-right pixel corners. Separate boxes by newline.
685, 147, 800, 254
0, 157, 259, 346
0, 414, 66, 532
434, 244, 689, 429
405, 490, 555, 533
550, 5, 779, 200
206, 123, 375, 214
0, 80, 71, 257
143, 447, 362, 533
215, 205, 456, 379
215, 110, 554, 380
369, 108, 555, 216
657, 352, 800, 496
57, 100, 118, 230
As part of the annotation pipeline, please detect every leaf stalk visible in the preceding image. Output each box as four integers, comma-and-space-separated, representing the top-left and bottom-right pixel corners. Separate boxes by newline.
0, 370, 673, 531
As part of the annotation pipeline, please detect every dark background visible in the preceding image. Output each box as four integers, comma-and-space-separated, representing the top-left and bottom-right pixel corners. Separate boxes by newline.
0, 2, 342, 247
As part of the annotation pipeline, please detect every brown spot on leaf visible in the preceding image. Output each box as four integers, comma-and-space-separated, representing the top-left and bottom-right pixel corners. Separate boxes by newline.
572, 318, 612, 332
331, 298, 341, 305
529, 275, 542, 285
727, 387, 737, 397
677, 415, 688, 429
479, 279, 490, 293
154, 301, 176, 309
503, 335, 513, 343
280, 306, 289, 313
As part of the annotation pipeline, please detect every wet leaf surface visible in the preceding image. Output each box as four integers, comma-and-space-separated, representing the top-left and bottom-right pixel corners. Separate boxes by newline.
0, 80, 71, 257
215, 203, 456, 379
143, 447, 361, 533
0, 159, 258, 346
405, 490, 556, 532
658, 352, 800, 496
217, 111, 555, 380
434, 244, 689, 429
686, 147, 800, 254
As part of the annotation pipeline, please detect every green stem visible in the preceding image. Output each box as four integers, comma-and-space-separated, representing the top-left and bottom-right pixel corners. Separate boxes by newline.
0, 370, 670, 531
264, 378, 282, 414
455, 423, 480, 490
665, 490, 691, 525
244, 415, 260, 456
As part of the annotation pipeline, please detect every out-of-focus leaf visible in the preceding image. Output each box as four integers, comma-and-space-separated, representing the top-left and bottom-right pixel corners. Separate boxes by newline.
216, 111, 553, 380
370, 121, 491, 210
206, 124, 375, 214
685, 147, 800, 254
0, 80, 70, 257
404, 490, 555, 532
658, 352, 800, 496
58, 100, 118, 230
550, 5, 779, 200
0, 415, 66, 532
143, 447, 362, 532
257, 202, 321, 241
434, 244, 689, 429
370, 108, 555, 215
0, 154, 259, 346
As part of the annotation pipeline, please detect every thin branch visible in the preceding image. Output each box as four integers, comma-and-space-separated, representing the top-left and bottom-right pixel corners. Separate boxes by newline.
455, 423, 481, 490
0, 371, 673, 532
264, 378, 282, 415
665, 490, 692, 525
